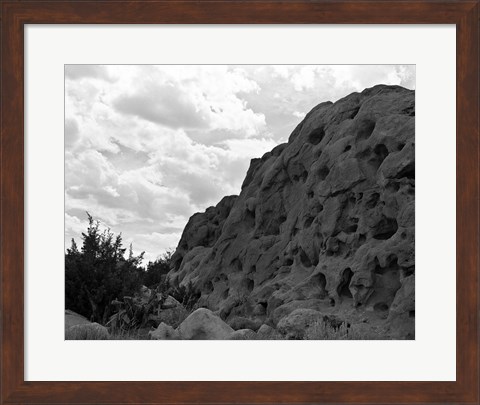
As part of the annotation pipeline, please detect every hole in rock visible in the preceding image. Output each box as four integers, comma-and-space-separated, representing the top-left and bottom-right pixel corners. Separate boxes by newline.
307, 191, 314, 199
308, 127, 325, 145
375, 255, 398, 274
409, 310, 415, 318
349, 106, 360, 119
402, 266, 415, 278
285, 258, 294, 266
402, 106, 415, 116
346, 224, 358, 233
395, 162, 415, 180
318, 166, 330, 181
374, 302, 389, 312
337, 268, 353, 298
230, 258, 243, 272
386, 181, 400, 192
312, 272, 327, 291
304, 216, 315, 228
299, 249, 312, 267
279, 215, 287, 224
203, 280, 214, 294
365, 192, 380, 209
245, 209, 255, 228
369, 144, 389, 171
357, 119, 376, 140
372, 217, 398, 240
397, 143, 405, 151
343, 145, 352, 152
243, 278, 254, 292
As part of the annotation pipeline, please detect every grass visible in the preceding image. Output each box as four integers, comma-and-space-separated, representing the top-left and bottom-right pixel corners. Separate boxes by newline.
304, 320, 384, 340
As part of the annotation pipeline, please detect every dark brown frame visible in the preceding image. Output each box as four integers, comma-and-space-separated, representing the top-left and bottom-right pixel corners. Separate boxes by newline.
1, 1, 478, 404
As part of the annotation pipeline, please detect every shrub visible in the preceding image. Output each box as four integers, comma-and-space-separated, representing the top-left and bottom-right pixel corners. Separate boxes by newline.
65, 213, 145, 323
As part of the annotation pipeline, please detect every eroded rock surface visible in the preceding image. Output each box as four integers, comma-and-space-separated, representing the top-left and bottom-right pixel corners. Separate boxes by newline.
168, 85, 415, 339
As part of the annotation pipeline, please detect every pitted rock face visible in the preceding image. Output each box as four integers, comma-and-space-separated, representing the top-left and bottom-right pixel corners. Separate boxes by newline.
168, 85, 415, 339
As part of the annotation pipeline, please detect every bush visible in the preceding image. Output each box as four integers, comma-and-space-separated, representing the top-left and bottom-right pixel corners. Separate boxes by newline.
142, 251, 173, 288
65, 213, 145, 323
168, 281, 201, 311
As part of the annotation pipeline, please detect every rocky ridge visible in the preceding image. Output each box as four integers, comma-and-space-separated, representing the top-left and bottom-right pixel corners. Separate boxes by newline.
167, 85, 415, 339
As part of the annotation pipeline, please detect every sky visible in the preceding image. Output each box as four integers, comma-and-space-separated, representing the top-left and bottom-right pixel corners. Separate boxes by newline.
65, 65, 415, 263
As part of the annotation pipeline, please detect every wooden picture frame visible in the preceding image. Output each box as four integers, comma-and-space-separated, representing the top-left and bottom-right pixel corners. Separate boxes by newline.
1, 1, 478, 404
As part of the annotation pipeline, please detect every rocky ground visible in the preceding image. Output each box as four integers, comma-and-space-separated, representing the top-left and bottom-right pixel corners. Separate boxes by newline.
66, 84, 415, 340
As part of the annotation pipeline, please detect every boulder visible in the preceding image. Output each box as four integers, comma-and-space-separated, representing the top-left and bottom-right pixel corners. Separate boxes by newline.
270, 299, 328, 326
277, 309, 325, 339
65, 322, 109, 340
256, 324, 282, 340
227, 316, 262, 332
229, 329, 256, 340
149, 322, 180, 340
65, 309, 91, 329
178, 308, 234, 340
65, 309, 110, 340
157, 296, 188, 328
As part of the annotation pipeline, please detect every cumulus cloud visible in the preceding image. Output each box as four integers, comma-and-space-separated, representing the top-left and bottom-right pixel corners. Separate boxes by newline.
114, 83, 209, 129
65, 65, 114, 82
65, 64, 415, 262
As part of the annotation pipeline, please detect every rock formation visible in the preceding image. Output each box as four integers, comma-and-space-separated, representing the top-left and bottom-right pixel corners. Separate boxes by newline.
167, 85, 415, 339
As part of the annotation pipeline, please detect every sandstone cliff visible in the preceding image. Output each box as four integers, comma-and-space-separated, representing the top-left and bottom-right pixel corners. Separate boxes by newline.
168, 85, 415, 339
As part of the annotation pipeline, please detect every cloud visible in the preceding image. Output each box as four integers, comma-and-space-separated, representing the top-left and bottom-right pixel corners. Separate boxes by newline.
65, 65, 114, 82
65, 65, 415, 262
65, 118, 80, 147
114, 83, 209, 129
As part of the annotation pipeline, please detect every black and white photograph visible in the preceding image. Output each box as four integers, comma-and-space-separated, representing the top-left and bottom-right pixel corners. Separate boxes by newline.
64, 65, 415, 340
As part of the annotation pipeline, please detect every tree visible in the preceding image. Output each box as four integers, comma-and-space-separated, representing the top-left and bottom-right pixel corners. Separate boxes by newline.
65, 213, 145, 324
142, 250, 173, 288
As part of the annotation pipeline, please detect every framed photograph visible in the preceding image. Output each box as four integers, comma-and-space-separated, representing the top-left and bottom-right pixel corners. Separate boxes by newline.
1, 1, 478, 404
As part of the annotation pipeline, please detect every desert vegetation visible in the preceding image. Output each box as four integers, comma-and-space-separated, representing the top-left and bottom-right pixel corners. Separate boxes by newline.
65, 213, 200, 339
